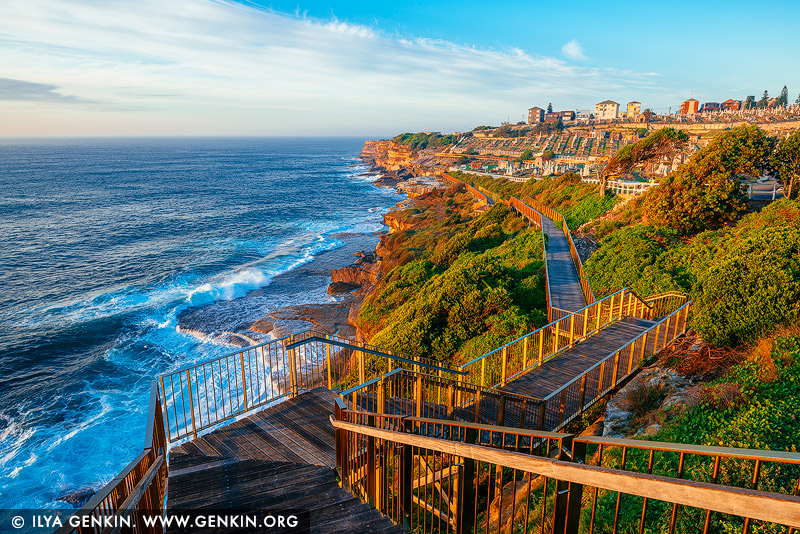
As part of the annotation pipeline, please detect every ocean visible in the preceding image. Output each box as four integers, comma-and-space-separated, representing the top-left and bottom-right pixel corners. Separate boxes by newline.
0, 137, 397, 508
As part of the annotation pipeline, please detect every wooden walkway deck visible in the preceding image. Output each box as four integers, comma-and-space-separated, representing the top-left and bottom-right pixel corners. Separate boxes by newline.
168, 388, 403, 533
542, 214, 587, 313
499, 316, 656, 399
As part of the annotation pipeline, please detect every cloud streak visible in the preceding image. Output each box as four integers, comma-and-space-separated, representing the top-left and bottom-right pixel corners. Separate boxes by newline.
561, 39, 587, 61
0, 78, 83, 102
0, 0, 659, 135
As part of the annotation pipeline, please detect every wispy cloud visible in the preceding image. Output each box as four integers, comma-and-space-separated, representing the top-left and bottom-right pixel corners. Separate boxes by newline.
0, 78, 83, 102
0, 0, 658, 135
561, 39, 587, 61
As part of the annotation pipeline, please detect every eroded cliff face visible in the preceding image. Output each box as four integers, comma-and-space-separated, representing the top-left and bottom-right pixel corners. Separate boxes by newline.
383, 212, 414, 234
361, 141, 415, 171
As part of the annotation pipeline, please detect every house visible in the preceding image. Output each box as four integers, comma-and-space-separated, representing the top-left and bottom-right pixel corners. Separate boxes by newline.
721, 99, 741, 111
594, 100, 620, 120
700, 102, 720, 112
558, 110, 576, 121
575, 109, 592, 122
527, 107, 544, 124
626, 101, 641, 119
544, 112, 562, 122
680, 98, 699, 114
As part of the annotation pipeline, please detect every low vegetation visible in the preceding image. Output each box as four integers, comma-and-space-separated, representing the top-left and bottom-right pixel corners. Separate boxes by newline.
391, 132, 458, 151
359, 200, 547, 365
451, 171, 617, 230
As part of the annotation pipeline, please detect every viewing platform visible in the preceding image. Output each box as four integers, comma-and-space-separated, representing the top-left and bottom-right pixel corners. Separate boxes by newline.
168, 388, 403, 533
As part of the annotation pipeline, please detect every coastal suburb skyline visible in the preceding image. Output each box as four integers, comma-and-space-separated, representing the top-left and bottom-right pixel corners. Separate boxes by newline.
1, 0, 798, 137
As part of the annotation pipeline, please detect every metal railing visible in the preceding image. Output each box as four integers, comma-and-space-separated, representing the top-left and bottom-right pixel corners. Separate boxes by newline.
158, 329, 462, 443
339, 368, 547, 431
331, 408, 800, 534
540, 301, 692, 432
508, 196, 553, 320
458, 288, 681, 390
57, 382, 167, 534
524, 196, 596, 307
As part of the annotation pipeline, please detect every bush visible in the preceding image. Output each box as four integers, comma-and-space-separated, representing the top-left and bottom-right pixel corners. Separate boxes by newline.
644, 125, 775, 235
692, 224, 800, 346
584, 225, 689, 297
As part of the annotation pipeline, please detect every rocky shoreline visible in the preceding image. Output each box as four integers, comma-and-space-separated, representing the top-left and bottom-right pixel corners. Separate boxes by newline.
244, 155, 423, 342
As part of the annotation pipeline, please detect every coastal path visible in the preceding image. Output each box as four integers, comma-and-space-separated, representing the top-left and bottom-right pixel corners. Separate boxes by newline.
167, 387, 403, 533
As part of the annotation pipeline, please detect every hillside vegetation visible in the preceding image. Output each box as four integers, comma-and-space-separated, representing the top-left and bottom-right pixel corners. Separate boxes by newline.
391, 132, 458, 151
358, 197, 547, 366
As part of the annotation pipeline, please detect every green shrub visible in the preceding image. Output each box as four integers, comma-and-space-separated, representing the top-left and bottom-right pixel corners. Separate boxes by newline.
692, 224, 800, 346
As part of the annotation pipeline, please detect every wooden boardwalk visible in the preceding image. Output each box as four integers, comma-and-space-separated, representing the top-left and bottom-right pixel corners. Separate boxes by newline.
499, 316, 656, 399
541, 214, 587, 313
168, 388, 403, 533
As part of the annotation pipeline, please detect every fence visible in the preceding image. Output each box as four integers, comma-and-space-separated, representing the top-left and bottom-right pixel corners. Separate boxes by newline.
459, 288, 684, 391
540, 301, 692, 432
332, 405, 800, 534
524, 196, 596, 307
338, 368, 547, 431
56, 382, 167, 534
158, 329, 463, 443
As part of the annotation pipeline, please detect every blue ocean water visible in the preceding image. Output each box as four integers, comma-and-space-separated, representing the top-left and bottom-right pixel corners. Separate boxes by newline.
0, 137, 396, 508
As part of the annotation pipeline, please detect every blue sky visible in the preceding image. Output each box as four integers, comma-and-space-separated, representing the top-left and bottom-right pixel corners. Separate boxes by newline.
1, 0, 798, 136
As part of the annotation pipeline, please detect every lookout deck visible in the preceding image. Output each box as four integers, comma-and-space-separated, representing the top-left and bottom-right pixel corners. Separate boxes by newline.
541, 213, 587, 314
167, 388, 403, 534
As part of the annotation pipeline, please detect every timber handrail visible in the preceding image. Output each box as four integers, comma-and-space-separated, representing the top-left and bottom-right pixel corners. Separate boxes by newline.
540, 301, 692, 431
524, 195, 596, 305
287, 333, 466, 376
56, 381, 167, 534
332, 416, 800, 528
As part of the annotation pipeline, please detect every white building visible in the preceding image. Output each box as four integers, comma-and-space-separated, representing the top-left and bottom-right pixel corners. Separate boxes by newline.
594, 100, 620, 120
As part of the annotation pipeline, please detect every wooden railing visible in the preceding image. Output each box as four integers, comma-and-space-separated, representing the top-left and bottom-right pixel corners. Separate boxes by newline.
339, 368, 547, 431
440, 172, 490, 210
331, 408, 800, 534
57, 382, 167, 534
508, 196, 554, 319
524, 196, 596, 306
459, 288, 666, 390
540, 300, 692, 431
158, 329, 462, 443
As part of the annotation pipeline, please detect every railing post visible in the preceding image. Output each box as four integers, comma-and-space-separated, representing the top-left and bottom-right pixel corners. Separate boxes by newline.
240, 351, 248, 411
598, 360, 606, 394
553, 320, 561, 353
359, 350, 365, 384
523, 336, 529, 371
612, 351, 621, 388
378, 377, 386, 415
366, 413, 376, 507
583, 307, 589, 338
456, 427, 477, 534
400, 418, 413, 530
186, 370, 197, 439
538, 331, 545, 365
569, 314, 576, 348
289, 341, 298, 398
497, 395, 507, 426
501, 346, 508, 385
326, 342, 332, 389
578, 373, 588, 414
557, 389, 566, 428
481, 358, 486, 388
447, 383, 455, 420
